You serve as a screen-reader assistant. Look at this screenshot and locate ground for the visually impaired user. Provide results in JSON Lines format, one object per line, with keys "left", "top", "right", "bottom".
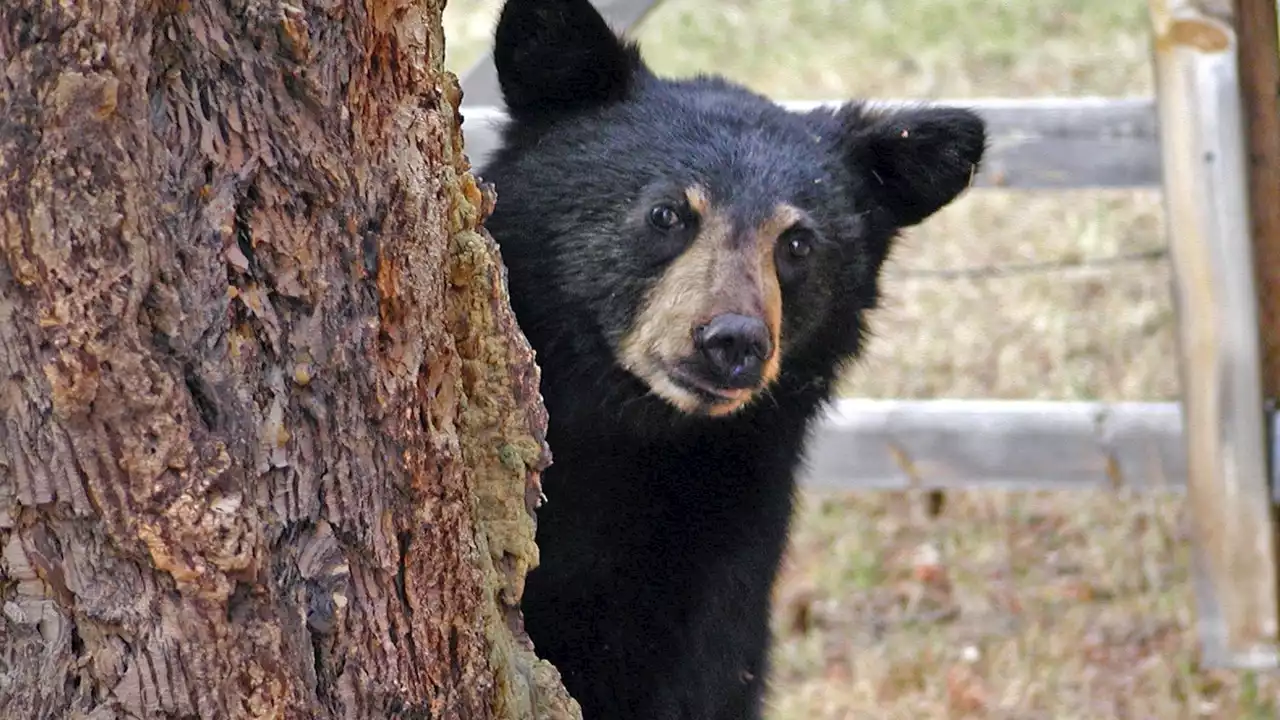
{"left": 443, "top": 1, "right": 1280, "bottom": 716}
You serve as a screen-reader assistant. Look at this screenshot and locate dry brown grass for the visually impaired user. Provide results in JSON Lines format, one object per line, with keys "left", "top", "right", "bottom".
{"left": 442, "top": 1, "right": 1280, "bottom": 716}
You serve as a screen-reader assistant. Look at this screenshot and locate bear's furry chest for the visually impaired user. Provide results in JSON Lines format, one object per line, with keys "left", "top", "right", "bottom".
{"left": 519, "top": 430, "right": 798, "bottom": 718}
{"left": 533, "top": 428, "right": 799, "bottom": 574}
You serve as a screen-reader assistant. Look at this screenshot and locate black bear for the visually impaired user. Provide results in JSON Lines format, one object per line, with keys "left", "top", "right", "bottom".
{"left": 475, "top": 1, "right": 985, "bottom": 718}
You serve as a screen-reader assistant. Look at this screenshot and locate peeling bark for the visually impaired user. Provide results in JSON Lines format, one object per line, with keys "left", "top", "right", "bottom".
{"left": 0, "top": 0, "right": 577, "bottom": 717}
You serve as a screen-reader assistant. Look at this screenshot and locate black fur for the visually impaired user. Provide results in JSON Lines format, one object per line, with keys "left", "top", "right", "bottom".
{"left": 477, "top": 2, "right": 986, "bottom": 718}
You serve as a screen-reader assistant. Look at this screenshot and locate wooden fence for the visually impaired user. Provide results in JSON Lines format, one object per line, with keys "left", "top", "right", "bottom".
{"left": 456, "top": 0, "right": 1280, "bottom": 670}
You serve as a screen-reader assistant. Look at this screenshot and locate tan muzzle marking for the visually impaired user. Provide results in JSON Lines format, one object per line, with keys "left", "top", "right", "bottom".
{"left": 619, "top": 186, "right": 801, "bottom": 415}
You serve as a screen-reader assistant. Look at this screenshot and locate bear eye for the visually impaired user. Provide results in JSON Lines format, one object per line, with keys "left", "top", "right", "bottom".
{"left": 775, "top": 227, "right": 820, "bottom": 285}
{"left": 780, "top": 227, "right": 816, "bottom": 260}
{"left": 647, "top": 204, "right": 683, "bottom": 232}
{"left": 786, "top": 233, "right": 813, "bottom": 259}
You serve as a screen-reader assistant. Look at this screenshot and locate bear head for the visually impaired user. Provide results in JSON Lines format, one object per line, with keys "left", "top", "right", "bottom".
{"left": 478, "top": 0, "right": 986, "bottom": 424}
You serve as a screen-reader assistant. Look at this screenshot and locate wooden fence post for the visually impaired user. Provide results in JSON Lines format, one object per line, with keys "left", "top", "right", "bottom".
{"left": 1148, "top": 0, "right": 1280, "bottom": 669}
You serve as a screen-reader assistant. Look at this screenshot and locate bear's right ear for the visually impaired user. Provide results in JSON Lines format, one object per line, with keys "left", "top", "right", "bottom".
{"left": 493, "top": 0, "right": 645, "bottom": 122}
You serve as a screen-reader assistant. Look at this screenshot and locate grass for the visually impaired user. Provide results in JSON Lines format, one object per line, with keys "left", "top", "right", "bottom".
{"left": 442, "top": 1, "right": 1280, "bottom": 716}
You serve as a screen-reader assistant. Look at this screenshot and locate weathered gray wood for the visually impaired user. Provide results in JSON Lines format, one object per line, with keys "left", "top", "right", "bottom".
{"left": 1149, "top": 0, "right": 1279, "bottom": 670}
{"left": 460, "top": 98, "right": 1162, "bottom": 190}
{"left": 798, "top": 399, "right": 1187, "bottom": 492}
{"left": 458, "top": 0, "right": 665, "bottom": 107}
{"left": 788, "top": 97, "right": 1162, "bottom": 190}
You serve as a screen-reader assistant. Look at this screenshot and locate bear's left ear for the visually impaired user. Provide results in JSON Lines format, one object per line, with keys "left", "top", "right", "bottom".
{"left": 833, "top": 104, "right": 987, "bottom": 227}
{"left": 493, "top": 0, "right": 646, "bottom": 123}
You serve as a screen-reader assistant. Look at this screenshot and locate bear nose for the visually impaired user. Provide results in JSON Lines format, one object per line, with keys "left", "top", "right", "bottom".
{"left": 693, "top": 314, "right": 772, "bottom": 388}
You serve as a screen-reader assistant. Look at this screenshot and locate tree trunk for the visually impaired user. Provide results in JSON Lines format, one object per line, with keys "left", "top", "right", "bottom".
{"left": 0, "top": 1, "right": 578, "bottom": 718}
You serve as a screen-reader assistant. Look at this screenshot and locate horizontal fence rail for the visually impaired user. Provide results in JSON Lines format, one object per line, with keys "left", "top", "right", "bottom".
{"left": 798, "top": 399, "right": 1188, "bottom": 492}
{"left": 459, "top": 97, "right": 1163, "bottom": 190}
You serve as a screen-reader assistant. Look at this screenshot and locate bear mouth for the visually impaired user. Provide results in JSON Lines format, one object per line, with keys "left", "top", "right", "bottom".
{"left": 623, "top": 354, "right": 759, "bottom": 417}
{"left": 664, "top": 366, "right": 752, "bottom": 405}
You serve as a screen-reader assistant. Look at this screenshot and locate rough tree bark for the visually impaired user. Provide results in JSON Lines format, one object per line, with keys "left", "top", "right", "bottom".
{"left": 0, "top": 0, "right": 579, "bottom": 718}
